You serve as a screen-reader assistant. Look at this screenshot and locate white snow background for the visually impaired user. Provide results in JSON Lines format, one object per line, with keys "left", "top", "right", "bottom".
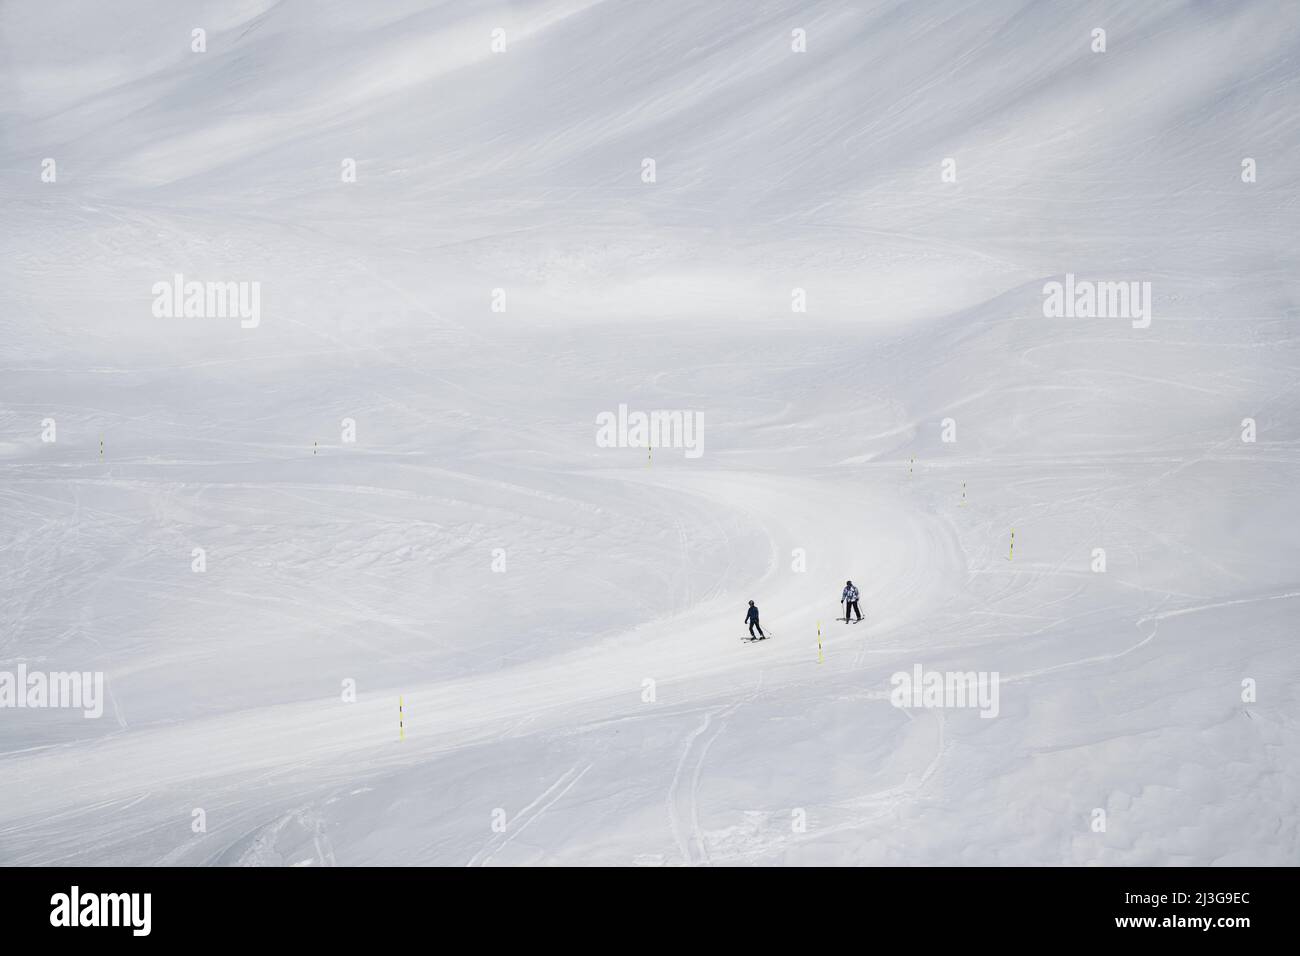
{"left": 1, "top": 0, "right": 1298, "bottom": 865}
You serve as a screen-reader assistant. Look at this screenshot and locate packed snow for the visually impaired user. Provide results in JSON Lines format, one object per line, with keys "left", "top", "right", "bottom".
{"left": 1, "top": 0, "right": 1298, "bottom": 865}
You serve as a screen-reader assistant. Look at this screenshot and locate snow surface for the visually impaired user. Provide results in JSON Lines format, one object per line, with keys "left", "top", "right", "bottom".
{"left": 1, "top": 0, "right": 1298, "bottom": 865}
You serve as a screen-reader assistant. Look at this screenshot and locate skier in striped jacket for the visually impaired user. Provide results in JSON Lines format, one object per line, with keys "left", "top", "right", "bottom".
{"left": 841, "top": 580, "right": 862, "bottom": 623}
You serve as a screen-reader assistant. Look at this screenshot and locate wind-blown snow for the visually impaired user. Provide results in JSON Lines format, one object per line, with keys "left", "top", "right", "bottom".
{"left": 1, "top": 0, "right": 1297, "bottom": 865}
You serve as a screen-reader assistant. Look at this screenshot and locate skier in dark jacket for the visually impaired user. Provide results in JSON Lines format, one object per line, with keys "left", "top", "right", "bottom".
{"left": 744, "top": 600, "right": 766, "bottom": 640}
{"left": 841, "top": 580, "right": 862, "bottom": 622}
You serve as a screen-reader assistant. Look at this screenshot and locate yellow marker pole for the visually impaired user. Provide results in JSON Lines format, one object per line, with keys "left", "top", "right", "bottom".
{"left": 399, "top": 695, "right": 405, "bottom": 742}
{"left": 961, "top": 482, "right": 966, "bottom": 507}
{"left": 817, "top": 620, "right": 823, "bottom": 665}
{"left": 1008, "top": 528, "right": 1015, "bottom": 561}
{"left": 909, "top": 457, "right": 914, "bottom": 477}
{"left": 648, "top": 443, "right": 651, "bottom": 467}
{"left": 99, "top": 437, "right": 104, "bottom": 459}
{"left": 313, "top": 441, "right": 318, "bottom": 456}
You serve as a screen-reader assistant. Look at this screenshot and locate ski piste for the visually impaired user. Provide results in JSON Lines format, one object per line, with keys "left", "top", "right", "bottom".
{"left": 4, "top": 0, "right": 1294, "bottom": 876}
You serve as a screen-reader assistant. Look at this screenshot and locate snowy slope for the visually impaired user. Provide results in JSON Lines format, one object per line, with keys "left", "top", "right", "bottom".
{"left": 1, "top": 0, "right": 1298, "bottom": 865}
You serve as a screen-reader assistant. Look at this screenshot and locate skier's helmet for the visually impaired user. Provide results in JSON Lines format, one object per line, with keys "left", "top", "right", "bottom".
{"left": 748, "top": 600, "right": 755, "bottom": 606}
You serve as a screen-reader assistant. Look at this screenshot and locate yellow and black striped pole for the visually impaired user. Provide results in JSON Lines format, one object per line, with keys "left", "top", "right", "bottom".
{"left": 399, "top": 695, "right": 405, "bottom": 742}
{"left": 1008, "top": 528, "right": 1015, "bottom": 561}
{"left": 817, "top": 620, "right": 823, "bottom": 665}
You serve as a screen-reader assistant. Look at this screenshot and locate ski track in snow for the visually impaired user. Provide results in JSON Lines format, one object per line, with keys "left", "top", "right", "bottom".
{"left": 468, "top": 763, "right": 593, "bottom": 867}
{"left": 667, "top": 672, "right": 765, "bottom": 866}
